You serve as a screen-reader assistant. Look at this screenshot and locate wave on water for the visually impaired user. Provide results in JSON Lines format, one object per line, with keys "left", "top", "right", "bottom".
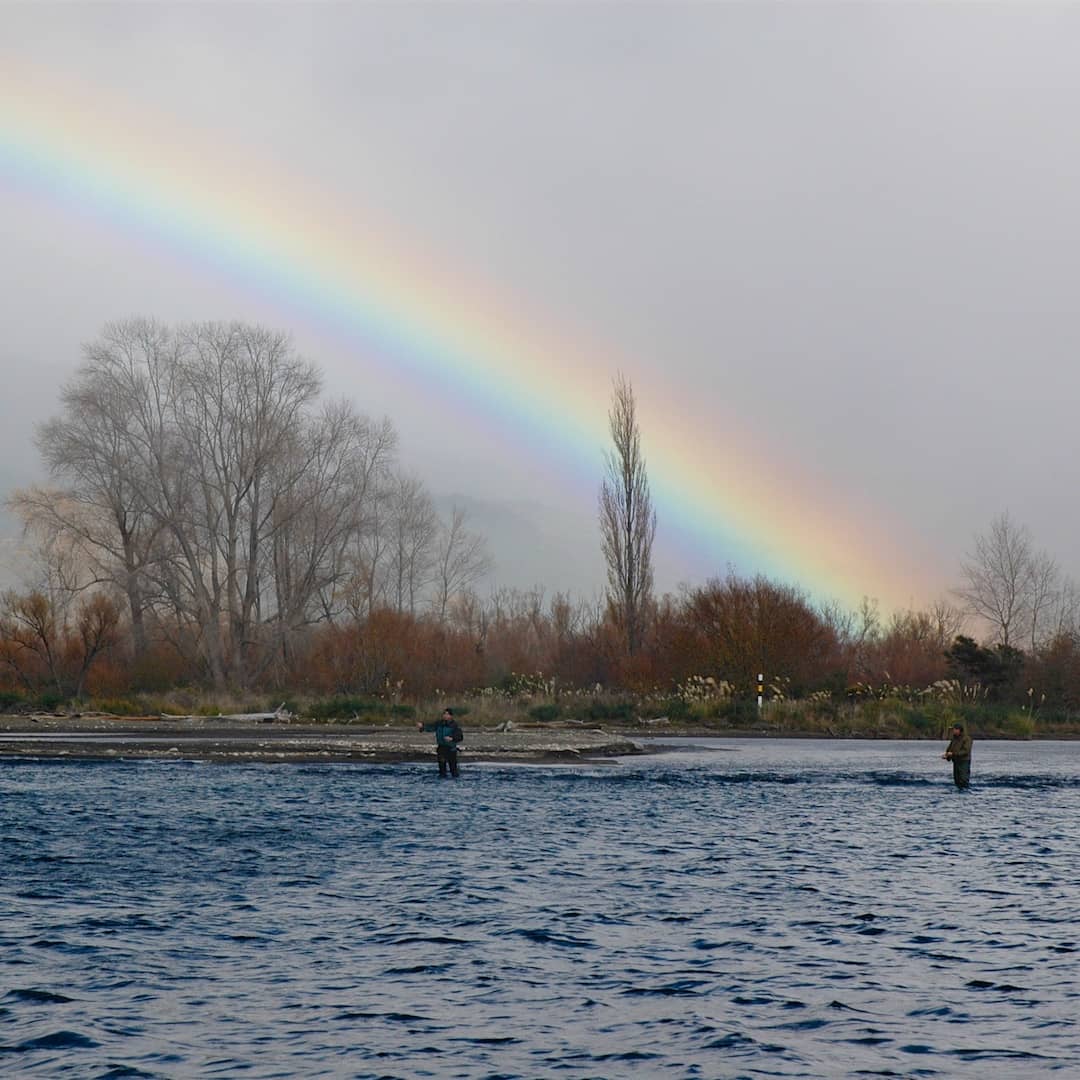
{"left": 3, "top": 988, "right": 74, "bottom": 1004}
{"left": 1, "top": 1029, "right": 100, "bottom": 1053}
{"left": 1, "top": 742, "right": 1079, "bottom": 1077}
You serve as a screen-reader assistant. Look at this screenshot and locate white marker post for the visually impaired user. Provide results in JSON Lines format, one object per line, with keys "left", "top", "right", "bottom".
{"left": 757, "top": 673, "right": 763, "bottom": 711}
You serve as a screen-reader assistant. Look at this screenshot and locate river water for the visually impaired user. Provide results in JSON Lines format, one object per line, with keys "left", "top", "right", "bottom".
{"left": 1, "top": 738, "right": 1077, "bottom": 1078}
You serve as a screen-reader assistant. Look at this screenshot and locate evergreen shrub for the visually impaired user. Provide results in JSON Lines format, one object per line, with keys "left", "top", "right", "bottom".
{"left": 574, "top": 699, "right": 635, "bottom": 722}
{"left": 528, "top": 703, "right": 561, "bottom": 722}
{"left": 307, "top": 697, "right": 387, "bottom": 721}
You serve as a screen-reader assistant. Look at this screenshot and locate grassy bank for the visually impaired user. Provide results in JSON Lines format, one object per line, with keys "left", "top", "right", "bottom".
{"left": 697, "top": 699, "right": 1080, "bottom": 740}
{"left": 4, "top": 685, "right": 1078, "bottom": 740}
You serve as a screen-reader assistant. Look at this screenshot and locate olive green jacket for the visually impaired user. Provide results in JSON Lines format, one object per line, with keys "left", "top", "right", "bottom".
{"left": 946, "top": 731, "right": 973, "bottom": 760}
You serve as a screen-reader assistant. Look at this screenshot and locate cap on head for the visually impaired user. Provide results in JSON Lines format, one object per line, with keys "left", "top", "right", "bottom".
{"left": 443, "top": 707, "right": 454, "bottom": 716}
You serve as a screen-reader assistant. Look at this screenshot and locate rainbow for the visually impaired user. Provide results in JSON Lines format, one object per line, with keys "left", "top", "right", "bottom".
{"left": 0, "top": 61, "right": 933, "bottom": 611}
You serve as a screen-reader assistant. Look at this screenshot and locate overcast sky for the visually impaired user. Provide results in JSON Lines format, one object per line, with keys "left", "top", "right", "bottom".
{"left": 3, "top": 2, "right": 1080, "bottom": 612}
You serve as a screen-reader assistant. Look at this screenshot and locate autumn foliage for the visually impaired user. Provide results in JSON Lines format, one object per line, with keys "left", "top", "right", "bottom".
{"left": 0, "top": 565, "right": 1045, "bottom": 712}
{"left": 9, "top": 322, "right": 1080, "bottom": 721}
{"left": 3, "top": 559, "right": 1080, "bottom": 726}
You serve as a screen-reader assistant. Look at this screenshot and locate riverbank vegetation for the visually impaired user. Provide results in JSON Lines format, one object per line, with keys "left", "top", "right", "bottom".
{"left": 2, "top": 574, "right": 1080, "bottom": 739}
{"left": 5, "top": 319, "right": 1080, "bottom": 739}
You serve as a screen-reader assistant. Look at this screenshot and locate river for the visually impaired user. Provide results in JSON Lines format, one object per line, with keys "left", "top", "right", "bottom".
{"left": 2, "top": 738, "right": 1077, "bottom": 1077}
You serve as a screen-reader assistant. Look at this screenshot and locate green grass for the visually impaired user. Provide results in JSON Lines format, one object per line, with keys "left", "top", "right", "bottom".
{"left": 6, "top": 684, "right": 1079, "bottom": 739}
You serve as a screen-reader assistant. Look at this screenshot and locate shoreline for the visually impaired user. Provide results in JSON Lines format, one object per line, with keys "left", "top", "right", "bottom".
{"left": 2, "top": 714, "right": 1072, "bottom": 764}
{"left": 0, "top": 715, "right": 646, "bottom": 765}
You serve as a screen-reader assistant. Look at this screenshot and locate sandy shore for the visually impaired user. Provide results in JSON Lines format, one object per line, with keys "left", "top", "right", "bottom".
{"left": 0, "top": 714, "right": 646, "bottom": 765}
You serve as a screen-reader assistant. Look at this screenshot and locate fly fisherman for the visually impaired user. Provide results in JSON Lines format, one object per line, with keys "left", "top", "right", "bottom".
{"left": 418, "top": 707, "right": 464, "bottom": 778}
{"left": 942, "top": 722, "right": 973, "bottom": 790}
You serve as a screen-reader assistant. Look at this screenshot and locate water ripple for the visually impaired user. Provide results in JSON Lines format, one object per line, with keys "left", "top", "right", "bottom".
{"left": 1, "top": 738, "right": 1079, "bottom": 1076}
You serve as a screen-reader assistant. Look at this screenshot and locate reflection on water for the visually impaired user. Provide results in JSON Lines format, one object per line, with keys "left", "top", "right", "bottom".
{"left": 1, "top": 739, "right": 1078, "bottom": 1077}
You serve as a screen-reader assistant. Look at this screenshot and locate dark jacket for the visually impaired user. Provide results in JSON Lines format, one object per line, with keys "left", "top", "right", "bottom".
{"left": 945, "top": 729, "right": 973, "bottom": 760}
{"left": 422, "top": 719, "right": 463, "bottom": 749}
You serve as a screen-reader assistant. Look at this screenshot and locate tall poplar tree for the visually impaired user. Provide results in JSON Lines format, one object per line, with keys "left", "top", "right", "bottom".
{"left": 598, "top": 373, "right": 656, "bottom": 656}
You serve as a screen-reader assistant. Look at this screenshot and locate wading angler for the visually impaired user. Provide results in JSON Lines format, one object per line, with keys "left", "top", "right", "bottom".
{"left": 418, "top": 708, "right": 464, "bottom": 778}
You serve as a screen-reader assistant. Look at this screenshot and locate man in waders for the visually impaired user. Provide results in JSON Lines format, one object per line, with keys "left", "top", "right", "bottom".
{"left": 418, "top": 708, "right": 463, "bottom": 778}
{"left": 942, "top": 722, "right": 973, "bottom": 790}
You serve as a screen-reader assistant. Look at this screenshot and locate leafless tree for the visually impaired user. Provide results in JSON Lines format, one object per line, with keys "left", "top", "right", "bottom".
{"left": 339, "top": 472, "right": 392, "bottom": 622}
{"left": 432, "top": 505, "right": 492, "bottom": 622}
{"left": 843, "top": 596, "right": 881, "bottom": 680}
{"left": 28, "top": 318, "right": 398, "bottom": 688}
{"left": 0, "top": 588, "right": 119, "bottom": 698}
{"left": 266, "top": 403, "right": 397, "bottom": 670}
{"left": 598, "top": 372, "right": 656, "bottom": 655}
{"left": 1027, "top": 550, "right": 1061, "bottom": 652}
{"left": 927, "top": 598, "right": 968, "bottom": 648}
{"left": 1044, "top": 576, "right": 1080, "bottom": 644}
{"left": 28, "top": 319, "right": 177, "bottom": 658}
{"left": 550, "top": 591, "right": 589, "bottom": 642}
{"left": 6, "top": 491, "right": 98, "bottom": 614}
{"left": 158, "top": 322, "right": 322, "bottom": 684}
{"left": 386, "top": 472, "right": 438, "bottom": 615}
{"left": 0, "top": 590, "right": 63, "bottom": 694}
{"left": 451, "top": 588, "right": 488, "bottom": 654}
{"left": 955, "top": 511, "right": 1038, "bottom": 648}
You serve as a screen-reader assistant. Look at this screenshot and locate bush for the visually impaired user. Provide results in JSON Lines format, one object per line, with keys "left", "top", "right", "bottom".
{"left": 34, "top": 691, "right": 67, "bottom": 712}
{"left": 307, "top": 697, "right": 386, "bottom": 721}
{"left": 572, "top": 699, "right": 636, "bottom": 723}
{"left": 528, "top": 703, "right": 562, "bottom": 723}
{"left": 656, "top": 696, "right": 691, "bottom": 720}
{"left": 0, "top": 690, "right": 26, "bottom": 712}
{"left": 1002, "top": 711, "right": 1035, "bottom": 739}
{"left": 716, "top": 699, "right": 763, "bottom": 727}
{"left": 905, "top": 709, "right": 935, "bottom": 734}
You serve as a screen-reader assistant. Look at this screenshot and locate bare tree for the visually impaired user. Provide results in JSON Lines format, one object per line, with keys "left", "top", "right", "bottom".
{"left": 928, "top": 598, "right": 968, "bottom": 648}
{"left": 0, "top": 588, "right": 119, "bottom": 698}
{"left": 163, "top": 322, "right": 322, "bottom": 684}
{"left": 29, "top": 318, "right": 397, "bottom": 688}
{"left": 1027, "top": 550, "right": 1061, "bottom": 652}
{"left": 955, "top": 511, "right": 1037, "bottom": 648}
{"left": 267, "top": 404, "right": 397, "bottom": 669}
{"left": 387, "top": 472, "right": 438, "bottom": 615}
{"left": 0, "top": 590, "right": 63, "bottom": 695}
{"left": 27, "top": 318, "right": 176, "bottom": 658}
{"left": 339, "top": 471, "right": 392, "bottom": 622}
{"left": 846, "top": 596, "right": 881, "bottom": 680}
{"left": 431, "top": 505, "right": 492, "bottom": 622}
{"left": 1042, "top": 575, "right": 1080, "bottom": 644}
{"left": 598, "top": 372, "right": 656, "bottom": 655}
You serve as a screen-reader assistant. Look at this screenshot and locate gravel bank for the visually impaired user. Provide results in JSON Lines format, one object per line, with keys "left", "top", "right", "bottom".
{"left": 0, "top": 715, "right": 645, "bottom": 764}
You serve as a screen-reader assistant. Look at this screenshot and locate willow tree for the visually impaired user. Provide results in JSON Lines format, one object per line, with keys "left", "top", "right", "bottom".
{"left": 598, "top": 373, "right": 656, "bottom": 656}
